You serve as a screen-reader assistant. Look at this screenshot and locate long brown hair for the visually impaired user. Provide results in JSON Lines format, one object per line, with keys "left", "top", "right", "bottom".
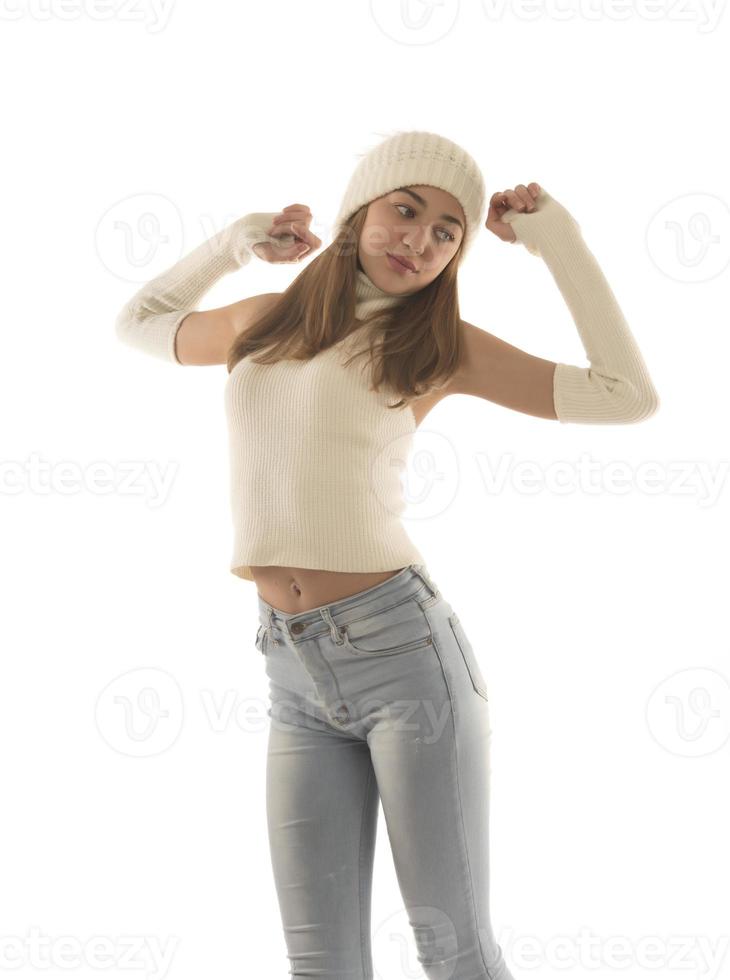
{"left": 226, "top": 203, "right": 465, "bottom": 410}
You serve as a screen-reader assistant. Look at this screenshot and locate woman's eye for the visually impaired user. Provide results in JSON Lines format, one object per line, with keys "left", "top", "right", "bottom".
{"left": 394, "top": 204, "right": 415, "bottom": 218}
{"left": 393, "top": 204, "right": 455, "bottom": 243}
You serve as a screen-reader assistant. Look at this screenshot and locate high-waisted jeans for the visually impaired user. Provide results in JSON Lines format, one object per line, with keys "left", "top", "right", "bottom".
{"left": 254, "top": 562, "right": 515, "bottom": 980}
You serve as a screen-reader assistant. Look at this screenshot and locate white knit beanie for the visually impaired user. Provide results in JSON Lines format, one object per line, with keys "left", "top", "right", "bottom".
{"left": 333, "top": 129, "right": 487, "bottom": 258}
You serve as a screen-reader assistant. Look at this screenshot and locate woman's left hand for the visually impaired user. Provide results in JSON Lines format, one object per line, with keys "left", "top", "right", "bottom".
{"left": 485, "top": 183, "right": 541, "bottom": 244}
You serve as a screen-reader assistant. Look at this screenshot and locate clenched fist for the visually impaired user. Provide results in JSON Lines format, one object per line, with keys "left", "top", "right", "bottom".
{"left": 252, "top": 204, "right": 323, "bottom": 263}
{"left": 485, "top": 183, "right": 542, "bottom": 244}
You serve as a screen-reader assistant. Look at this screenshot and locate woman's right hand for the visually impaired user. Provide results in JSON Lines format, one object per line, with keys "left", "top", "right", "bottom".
{"left": 252, "top": 204, "right": 322, "bottom": 263}
{"left": 485, "top": 184, "right": 541, "bottom": 244}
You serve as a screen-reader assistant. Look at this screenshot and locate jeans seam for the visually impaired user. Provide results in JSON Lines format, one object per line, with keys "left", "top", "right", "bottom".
{"left": 358, "top": 762, "right": 375, "bottom": 980}
{"left": 432, "top": 630, "right": 498, "bottom": 980}
{"left": 344, "top": 591, "right": 421, "bottom": 627}
{"left": 449, "top": 616, "right": 489, "bottom": 702}
{"left": 451, "top": 722, "right": 498, "bottom": 978}
{"left": 339, "top": 595, "right": 434, "bottom": 656}
{"left": 341, "top": 629, "right": 433, "bottom": 657}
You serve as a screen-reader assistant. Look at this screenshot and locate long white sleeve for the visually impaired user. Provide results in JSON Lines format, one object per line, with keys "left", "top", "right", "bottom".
{"left": 114, "top": 211, "right": 292, "bottom": 364}
{"left": 500, "top": 190, "right": 660, "bottom": 424}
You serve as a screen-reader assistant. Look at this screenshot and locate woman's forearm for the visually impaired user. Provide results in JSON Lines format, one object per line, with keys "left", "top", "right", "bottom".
{"left": 501, "top": 191, "right": 660, "bottom": 424}
{"left": 114, "top": 211, "right": 287, "bottom": 364}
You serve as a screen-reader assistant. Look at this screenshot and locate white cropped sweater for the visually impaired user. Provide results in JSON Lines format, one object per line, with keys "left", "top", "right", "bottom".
{"left": 224, "top": 269, "right": 423, "bottom": 579}
{"left": 115, "top": 192, "right": 659, "bottom": 582}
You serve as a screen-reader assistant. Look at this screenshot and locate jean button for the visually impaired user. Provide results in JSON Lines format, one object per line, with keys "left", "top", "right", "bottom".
{"left": 333, "top": 704, "right": 349, "bottom": 723}
{"left": 291, "top": 622, "right": 305, "bottom": 635}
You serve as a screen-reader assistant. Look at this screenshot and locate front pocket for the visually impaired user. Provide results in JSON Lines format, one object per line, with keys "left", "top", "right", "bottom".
{"left": 449, "top": 614, "right": 488, "bottom": 701}
{"left": 340, "top": 598, "right": 433, "bottom": 656}
{"left": 254, "top": 624, "right": 267, "bottom": 655}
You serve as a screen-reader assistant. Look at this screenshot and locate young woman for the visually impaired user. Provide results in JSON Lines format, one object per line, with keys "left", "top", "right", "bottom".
{"left": 115, "top": 130, "right": 659, "bottom": 980}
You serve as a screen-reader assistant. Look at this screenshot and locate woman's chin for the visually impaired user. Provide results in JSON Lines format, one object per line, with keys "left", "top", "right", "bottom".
{"left": 361, "top": 261, "right": 414, "bottom": 296}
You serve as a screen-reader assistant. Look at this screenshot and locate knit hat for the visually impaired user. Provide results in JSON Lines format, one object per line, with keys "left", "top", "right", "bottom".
{"left": 333, "top": 129, "right": 487, "bottom": 258}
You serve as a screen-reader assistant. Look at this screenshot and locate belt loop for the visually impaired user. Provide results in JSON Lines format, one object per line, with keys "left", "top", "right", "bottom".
{"left": 319, "top": 606, "right": 344, "bottom": 645}
{"left": 266, "top": 606, "right": 281, "bottom": 646}
{"left": 412, "top": 562, "right": 441, "bottom": 599}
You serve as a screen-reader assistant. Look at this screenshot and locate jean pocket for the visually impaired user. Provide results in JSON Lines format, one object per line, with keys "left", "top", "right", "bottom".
{"left": 340, "top": 598, "right": 433, "bottom": 656}
{"left": 449, "top": 614, "right": 488, "bottom": 701}
{"left": 254, "top": 624, "right": 268, "bottom": 655}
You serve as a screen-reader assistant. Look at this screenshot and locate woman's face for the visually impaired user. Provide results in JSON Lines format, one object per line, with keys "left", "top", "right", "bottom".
{"left": 357, "top": 184, "right": 466, "bottom": 295}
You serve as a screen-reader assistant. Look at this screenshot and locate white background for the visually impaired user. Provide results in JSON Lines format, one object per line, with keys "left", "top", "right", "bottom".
{"left": 1, "top": 1, "right": 728, "bottom": 978}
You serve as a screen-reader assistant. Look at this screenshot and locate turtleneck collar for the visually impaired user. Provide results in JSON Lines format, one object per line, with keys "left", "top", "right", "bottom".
{"left": 354, "top": 267, "right": 404, "bottom": 322}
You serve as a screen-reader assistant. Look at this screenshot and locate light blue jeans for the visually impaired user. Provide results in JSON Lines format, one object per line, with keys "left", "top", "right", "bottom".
{"left": 255, "top": 562, "right": 514, "bottom": 980}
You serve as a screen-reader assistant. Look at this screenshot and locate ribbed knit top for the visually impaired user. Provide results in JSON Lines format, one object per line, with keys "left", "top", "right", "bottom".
{"left": 223, "top": 269, "right": 425, "bottom": 581}
{"left": 115, "top": 196, "right": 659, "bottom": 584}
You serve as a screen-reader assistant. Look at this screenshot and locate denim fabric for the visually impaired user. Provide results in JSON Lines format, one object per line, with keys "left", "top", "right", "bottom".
{"left": 255, "top": 563, "right": 514, "bottom": 980}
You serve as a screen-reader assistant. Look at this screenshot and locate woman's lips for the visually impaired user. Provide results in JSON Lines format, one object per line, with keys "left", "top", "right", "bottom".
{"left": 386, "top": 252, "right": 414, "bottom": 274}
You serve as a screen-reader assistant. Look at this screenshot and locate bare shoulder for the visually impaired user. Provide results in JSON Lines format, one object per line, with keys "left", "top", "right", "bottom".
{"left": 422, "top": 317, "right": 476, "bottom": 403}
{"left": 406, "top": 321, "right": 471, "bottom": 426}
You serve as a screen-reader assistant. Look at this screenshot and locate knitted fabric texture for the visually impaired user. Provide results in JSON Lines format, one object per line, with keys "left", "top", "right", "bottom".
{"left": 115, "top": 187, "right": 660, "bottom": 583}
{"left": 501, "top": 189, "right": 660, "bottom": 423}
{"left": 333, "top": 130, "right": 486, "bottom": 258}
{"left": 115, "top": 212, "right": 293, "bottom": 363}
{"left": 224, "top": 268, "right": 425, "bottom": 581}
